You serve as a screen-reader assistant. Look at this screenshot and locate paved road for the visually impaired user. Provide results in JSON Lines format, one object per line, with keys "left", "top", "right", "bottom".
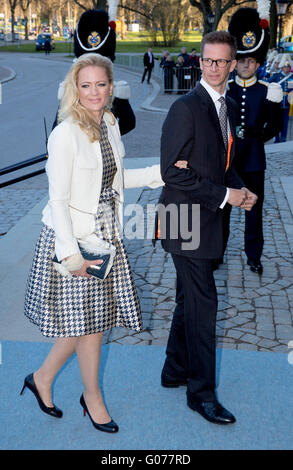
{"left": 0, "top": 53, "right": 158, "bottom": 169}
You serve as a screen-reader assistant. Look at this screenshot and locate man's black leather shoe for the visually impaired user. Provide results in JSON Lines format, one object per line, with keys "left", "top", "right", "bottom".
{"left": 247, "top": 259, "right": 263, "bottom": 274}
{"left": 187, "top": 398, "right": 236, "bottom": 425}
{"left": 161, "top": 374, "right": 188, "bottom": 388}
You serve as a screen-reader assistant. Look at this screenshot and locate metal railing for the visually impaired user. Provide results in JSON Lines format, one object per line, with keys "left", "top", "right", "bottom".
{"left": 0, "top": 153, "right": 47, "bottom": 188}
{"left": 162, "top": 66, "right": 201, "bottom": 93}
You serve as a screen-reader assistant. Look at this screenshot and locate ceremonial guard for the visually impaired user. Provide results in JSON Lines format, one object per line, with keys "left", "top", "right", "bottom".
{"left": 269, "top": 54, "right": 293, "bottom": 142}
{"left": 53, "top": 4, "right": 135, "bottom": 136}
{"left": 220, "top": 6, "right": 283, "bottom": 274}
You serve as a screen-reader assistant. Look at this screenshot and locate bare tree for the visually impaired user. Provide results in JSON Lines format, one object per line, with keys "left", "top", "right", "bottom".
{"left": 189, "top": 0, "right": 255, "bottom": 35}
{"left": 8, "top": 0, "right": 18, "bottom": 40}
{"left": 119, "top": 0, "right": 190, "bottom": 47}
{"left": 19, "top": 0, "right": 32, "bottom": 39}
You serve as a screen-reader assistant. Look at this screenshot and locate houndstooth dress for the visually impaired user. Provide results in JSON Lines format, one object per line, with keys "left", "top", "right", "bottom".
{"left": 24, "top": 121, "right": 142, "bottom": 337}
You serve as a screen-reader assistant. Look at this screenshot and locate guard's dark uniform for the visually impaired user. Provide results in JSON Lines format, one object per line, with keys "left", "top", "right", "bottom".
{"left": 224, "top": 75, "right": 282, "bottom": 263}
{"left": 222, "top": 6, "right": 283, "bottom": 273}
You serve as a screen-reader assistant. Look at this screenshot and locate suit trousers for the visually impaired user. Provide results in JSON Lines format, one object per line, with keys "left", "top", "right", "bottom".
{"left": 223, "top": 170, "right": 264, "bottom": 262}
{"left": 162, "top": 254, "right": 218, "bottom": 402}
{"left": 141, "top": 66, "right": 152, "bottom": 83}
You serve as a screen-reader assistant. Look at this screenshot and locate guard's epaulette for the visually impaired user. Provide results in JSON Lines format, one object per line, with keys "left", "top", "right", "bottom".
{"left": 258, "top": 80, "right": 268, "bottom": 86}
{"left": 228, "top": 79, "right": 235, "bottom": 83}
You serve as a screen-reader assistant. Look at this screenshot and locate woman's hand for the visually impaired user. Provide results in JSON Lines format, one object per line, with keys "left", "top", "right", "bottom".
{"left": 174, "top": 160, "right": 189, "bottom": 169}
{"left": 71, "top": 259, "right": 104, "bottom": 278}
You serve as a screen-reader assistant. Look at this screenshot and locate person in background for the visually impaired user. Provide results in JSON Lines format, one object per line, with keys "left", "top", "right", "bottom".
{"left": 189, "top": 48, "right": 200, "bottom": 88}
{"left": 163, "top": 55, "right": 176, "bottom": 93}
{"left": 142, "top": 47, "right": 155, "bottom": 84}
{"left": 219, "top": 8, "right": 283, "bottom": 275}
{"left": 268, "top": 53, "right": 282, "bottom": 76}
{"left": 269, "top": 53, "right": 293, "bottom": 143}
{"left": 178, "top": 46, "right": 190, "bottom": 66}
{"left": 160, "top": 50, "right": 169, "bottom": 68}
{"left": 44, "top": 37, "right": 51, "bottom": 56}
{"left": 176, "top": 55, "right": 187, "bottom": 94}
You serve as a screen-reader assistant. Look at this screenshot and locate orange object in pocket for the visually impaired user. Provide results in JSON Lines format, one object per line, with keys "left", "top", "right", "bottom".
{"left": 225, "top": 134, "right": 233, "bottom": 172}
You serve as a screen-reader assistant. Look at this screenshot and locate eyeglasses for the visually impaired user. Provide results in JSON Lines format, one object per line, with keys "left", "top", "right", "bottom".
{"left": 201, "top": 58, "right": 232, "bottom": 68}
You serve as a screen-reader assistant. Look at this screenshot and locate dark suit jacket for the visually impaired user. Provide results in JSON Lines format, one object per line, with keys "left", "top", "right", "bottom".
{"left": 158, "top": 82, "right": 243, "bottom": 259}
{"left": 144, "top": 52, "right": 154, "bottom": 69}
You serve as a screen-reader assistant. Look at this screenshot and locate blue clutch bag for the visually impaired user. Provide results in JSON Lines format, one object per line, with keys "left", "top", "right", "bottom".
{"left": 52, "top": 236, "right": 116, "bottom": 280}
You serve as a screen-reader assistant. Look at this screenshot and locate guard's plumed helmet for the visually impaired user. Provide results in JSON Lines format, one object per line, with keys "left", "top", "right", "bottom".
{"left": 228, "top": 7, "right": 270, "bottom": 65}
{"left": 74, "top": 9, "right": 116, "bottom": 62}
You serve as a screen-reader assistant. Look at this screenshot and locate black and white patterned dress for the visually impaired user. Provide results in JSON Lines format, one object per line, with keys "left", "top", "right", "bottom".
{"left": 24, "top": 121, "right": 142, "bottom": 337}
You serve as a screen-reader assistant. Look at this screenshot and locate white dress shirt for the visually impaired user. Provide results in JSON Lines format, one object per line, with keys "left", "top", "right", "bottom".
{"left": 200, "top": 78, "right": 230, "bottom": 208}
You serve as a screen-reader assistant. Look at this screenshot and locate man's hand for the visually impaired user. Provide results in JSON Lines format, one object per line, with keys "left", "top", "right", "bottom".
{"left": 228, "top": 188, "right": 248, "bottom": 207}
{"left": 240, "top": 188, "right": 258, "bottom": 211}
{"left": 174, "top": 160, "right": 189, "bottom": 169}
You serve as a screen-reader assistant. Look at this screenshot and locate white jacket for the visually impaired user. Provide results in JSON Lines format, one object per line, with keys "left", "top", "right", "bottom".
{"left": 41, "top": 112, "right": 163, "bottom": 261}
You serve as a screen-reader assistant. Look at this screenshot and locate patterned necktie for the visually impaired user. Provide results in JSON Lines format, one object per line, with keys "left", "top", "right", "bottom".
{"left": 218, "top": 96, "right": 228, "bottom": 150}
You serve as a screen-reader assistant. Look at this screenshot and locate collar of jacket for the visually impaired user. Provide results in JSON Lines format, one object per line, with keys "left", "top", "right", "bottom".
{"left": 235, "top": 75, "right": 257, "bottom": 87}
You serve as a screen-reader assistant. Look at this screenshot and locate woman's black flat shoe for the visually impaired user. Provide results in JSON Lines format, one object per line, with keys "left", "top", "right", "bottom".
{"left": 80, "top": 394, "right": 118, "bottom": 433}
{"left": 20, "top": 373, "right": 63, "bottom": 418}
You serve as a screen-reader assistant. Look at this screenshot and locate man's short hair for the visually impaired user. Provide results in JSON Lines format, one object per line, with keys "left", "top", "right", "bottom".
{"left": 200, "top": 31, "right": 237, "bottom": 59}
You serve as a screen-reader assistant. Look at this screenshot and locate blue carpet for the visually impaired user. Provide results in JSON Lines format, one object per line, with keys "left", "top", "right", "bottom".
{"left": 0, "top": 341, "right": 292, "bottom": 450}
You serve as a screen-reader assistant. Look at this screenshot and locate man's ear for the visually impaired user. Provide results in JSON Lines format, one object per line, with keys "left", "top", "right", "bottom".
{"left": 230, "top": 59, "right": 237, "bottom": 73}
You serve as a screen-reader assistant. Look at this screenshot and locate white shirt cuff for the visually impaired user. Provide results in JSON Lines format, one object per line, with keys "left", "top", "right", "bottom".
{"left": 220, "top": 188, "right": 229, "bottom": 209}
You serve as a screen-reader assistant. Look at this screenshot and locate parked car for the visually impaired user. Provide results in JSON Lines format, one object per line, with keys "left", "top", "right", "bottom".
{"left": 279, "top": 35, "right": 293, "bottom": 53}
{"left": 35, "top": 33, "right": 55, "bottom": 51}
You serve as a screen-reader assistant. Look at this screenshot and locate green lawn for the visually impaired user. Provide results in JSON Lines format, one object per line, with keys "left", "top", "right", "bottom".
{"left": 0, "top": 30, "right": 202, "bottom": 54}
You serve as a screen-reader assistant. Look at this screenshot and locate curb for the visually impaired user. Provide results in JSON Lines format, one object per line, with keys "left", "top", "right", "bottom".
{"left": 0, "top": 66, "right": 16, "bottom": 84}
{"left": 114, "top": 64, "right": 168, "bottom": 113}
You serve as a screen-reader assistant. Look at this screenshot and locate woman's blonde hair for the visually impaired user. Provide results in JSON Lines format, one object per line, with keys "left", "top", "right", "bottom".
{"left": 58, "top": 53, "right": 115, "bottom": 142}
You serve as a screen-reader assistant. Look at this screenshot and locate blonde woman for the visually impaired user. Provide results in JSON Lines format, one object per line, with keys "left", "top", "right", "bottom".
{"left": 21, "top": 53, "right": 164, "bottom": 433}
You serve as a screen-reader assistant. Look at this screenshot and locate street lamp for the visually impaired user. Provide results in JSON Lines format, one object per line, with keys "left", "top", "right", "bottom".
{"left": 276, "top": 0, "right": 289, "bottom": 51}
{"left": 207, "top": 12, "right": 215, "bottom": 32}
{"left": 207, "top": 13, "right": 215, "bottom": 25}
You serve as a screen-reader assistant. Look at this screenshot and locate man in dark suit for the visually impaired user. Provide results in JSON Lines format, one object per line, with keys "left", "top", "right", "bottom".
{"left": 158, "top": 31, "right": 257, "bottom": 425}
{"left": 142, "top": 47, "right": 155, "bottom": 84}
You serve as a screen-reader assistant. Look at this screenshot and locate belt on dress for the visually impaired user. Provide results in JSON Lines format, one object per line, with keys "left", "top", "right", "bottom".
{"left": 99, "top": 188, "right": 119, "bottom": 204}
